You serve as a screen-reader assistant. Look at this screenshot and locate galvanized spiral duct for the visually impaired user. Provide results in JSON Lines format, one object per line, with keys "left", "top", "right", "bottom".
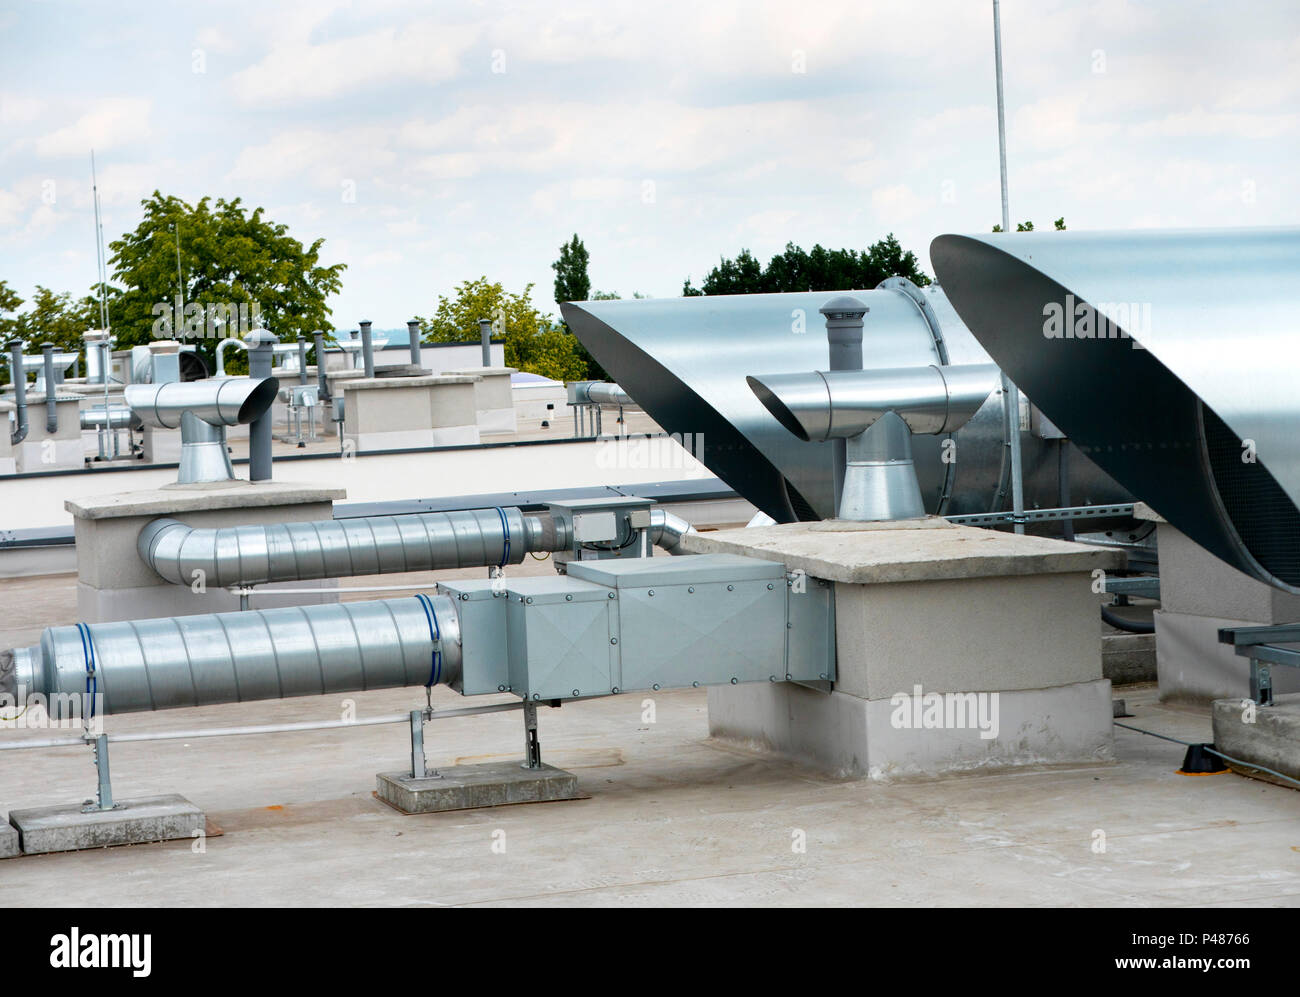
{"left": 138, "top": 507, "right": 560, "bottom": 588}
{"left": 10, "top": 595, "right": 462, "bottom": 718}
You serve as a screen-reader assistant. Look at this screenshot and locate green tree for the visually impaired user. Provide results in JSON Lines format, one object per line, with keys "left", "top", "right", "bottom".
{"left": 418, "top": 277, "right": 588, "bottom": 382}
{"left": 552, "top": 234, "right": 591, "bottom": 305}
{"left": 552, "top": 234, "right": 605, "bottom": 379}
{"left": 14, "top": 286, "right": 100, "bottom": 356}
{"left": 107, "top": 191, "right": 346, "bottom": 372}
{"left": 681, "top": 235, "right": 931, "bottom": 295}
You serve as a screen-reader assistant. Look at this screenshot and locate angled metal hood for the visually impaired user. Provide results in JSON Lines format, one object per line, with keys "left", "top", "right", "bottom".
{"left": 931, "top": 227, "right": 1300, "bottom": 590}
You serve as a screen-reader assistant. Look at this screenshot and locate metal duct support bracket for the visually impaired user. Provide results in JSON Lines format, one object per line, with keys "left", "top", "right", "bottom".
{"left": 125, "top": 376, "right": 279, "bottom": 484}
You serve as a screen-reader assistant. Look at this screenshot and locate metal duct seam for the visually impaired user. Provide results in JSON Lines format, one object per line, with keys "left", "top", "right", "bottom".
{"left": 24, "top": 595, "right": 462, "bottom": 718}
{"left": 138, "top": 507, "right": 552, "bottom": 588}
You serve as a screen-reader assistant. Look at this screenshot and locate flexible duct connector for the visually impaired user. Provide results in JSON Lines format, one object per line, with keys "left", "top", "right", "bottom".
{"left": 649, "top": 508, "right": 695, "bottom": 555}
{"left": 138, "top": 507, "right": 554, "bottom": 587}
{"left": 12, "top": 596, "right": 461, "bottom": 718}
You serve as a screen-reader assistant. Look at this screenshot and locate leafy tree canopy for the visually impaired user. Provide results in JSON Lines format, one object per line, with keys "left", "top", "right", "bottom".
{"left": 681, "top": 234, "right": 930, "bottom": 296}
{"left": 417, "top": 276, "right": 588, "bottom": 382}
{"left": 107, "top": 191, "right": 346, "bottom": 372}
{"left": 0, "top": 282, "right": 103, "bottom": 385}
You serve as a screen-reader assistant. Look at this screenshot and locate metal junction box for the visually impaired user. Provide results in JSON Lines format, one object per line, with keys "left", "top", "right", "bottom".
{"left": 566, "top": 554, "right": 792, "bottom": 692}
{"left": 504, "top": 576, "right": 620, "bottom": 701}
{"left": 546, "top": 496, "right": 655, "bottom": 564}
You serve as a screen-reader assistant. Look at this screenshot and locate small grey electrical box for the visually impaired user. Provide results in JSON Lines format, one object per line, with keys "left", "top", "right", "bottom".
{"left": 572, "top": 511, "right": 617, "bottom": 543}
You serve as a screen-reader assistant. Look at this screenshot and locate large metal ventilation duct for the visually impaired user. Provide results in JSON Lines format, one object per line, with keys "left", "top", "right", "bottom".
{"left": 561, "top": 282, "right": 1127, "bottom": 522}
{"left": 8, "top": 596, "right": 459, "bottom": 717}
{"left": 138, "top": 507, "right": 562, "bottom": 587}
{"left": 930, "top": 227, "right": 1300, "bottom": 591}
{"left": 748, "top": 364, "right": 999, "bottom": 442}
{"left": 125, "top": 376, "right": 279, "bottom": 483}
{"left": 749, "top": 363, "right": 1000, "bottom": 521}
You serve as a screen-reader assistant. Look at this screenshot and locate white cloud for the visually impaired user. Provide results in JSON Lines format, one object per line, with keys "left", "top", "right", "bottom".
{"left": 229, "top": 19, "right": 478, "bottom": 104}
{"left": 31, "top": 98, "right": 152, "bottom": 159}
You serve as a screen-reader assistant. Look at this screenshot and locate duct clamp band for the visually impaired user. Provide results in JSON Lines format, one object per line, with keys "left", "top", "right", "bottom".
{"left": 414, "top": 593, "right": 442, "bottom": 688}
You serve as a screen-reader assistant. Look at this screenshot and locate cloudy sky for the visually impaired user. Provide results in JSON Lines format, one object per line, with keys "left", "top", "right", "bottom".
{"left": 1, "top": 0, "right": 1296, "bottom": 328}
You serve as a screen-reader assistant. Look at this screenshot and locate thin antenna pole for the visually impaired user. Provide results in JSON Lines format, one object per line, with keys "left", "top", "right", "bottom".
{"left": 90, "top": 151, "right": 108, "bottom": 330}
{"left": 993, "top": 0, "right": 1010, "bottom": 233}
{"left": 992, "top": 0, "right": 1025, "bottom": 533}
{"left": 173, "top": 222, "right": 184, "bottom": 323}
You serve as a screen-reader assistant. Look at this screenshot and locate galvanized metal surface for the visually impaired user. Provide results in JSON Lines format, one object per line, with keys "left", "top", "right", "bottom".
{"left": 931, "top": 227, "right": 1300, "bottom": 589}
{"left": 138, "top": 506, "right": 549, "bottom": 588}
{"left": 22, "top": 595, "right": 461, "bottom": 717}
{"left": 561, "top": 287, "right": 1126, "bottom": 522}
{"left": 124, "top": 376, "right": 278, "bottom": 430}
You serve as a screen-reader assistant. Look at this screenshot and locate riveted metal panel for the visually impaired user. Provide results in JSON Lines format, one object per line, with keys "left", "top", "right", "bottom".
{"left": 566, "top": 552, "right": 784, "bottom": 589}
{"left": 438, "top": 579, "right": 510, "bottom": 696}
{"left": 786, "top": 575, "right": 837, "bottom": 683}
{"left": 505, "top": 576, "right": 619, "bottom": 700}
{"left": 612, "top": 575, "right": 786, "bottom": 692}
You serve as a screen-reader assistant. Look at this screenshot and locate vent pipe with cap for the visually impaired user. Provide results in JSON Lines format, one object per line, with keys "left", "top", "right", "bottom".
{"left": 7, "top": 339, "right": 28, "bottom": 446}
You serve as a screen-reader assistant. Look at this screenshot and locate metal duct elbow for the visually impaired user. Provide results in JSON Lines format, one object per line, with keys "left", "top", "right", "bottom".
{"left": 125, "top": 376, "right": 279, "bottom": 429}
{"left": 650, "top": 508, "right": 695, "bottom": 555}
{"left": 138, "top": 507, "right": 553, "bottom": 587}
{"left": 16, "top": 595, "right": 462, "bottom": 717}
{"left": 7, "top": 339, "right": 29, "bottom": 446}
{"left": 747, "top": 363, "right": 998, "bottom": 441}
{"left": 931, "top": 227, "right": 1300, "bottom": 591}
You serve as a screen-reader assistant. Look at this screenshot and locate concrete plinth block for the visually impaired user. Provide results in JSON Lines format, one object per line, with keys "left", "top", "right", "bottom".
{"left": 9, "top": 794, "right": 205, "bottom": 854}
{"left": 0, "top": 820, "right": 18, "bottom": 859}
{"left": 709, "top": 679, "right": 1114, "bottom": 780}
{"left": 376, "top": 761, "right": 581, "bottom": 814}
{"left": 1212, "top": 695, "right": 1300, "bottom": 788}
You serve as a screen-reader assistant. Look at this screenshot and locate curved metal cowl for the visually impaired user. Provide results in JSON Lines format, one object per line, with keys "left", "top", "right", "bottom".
{"left": 746, "top": 363, "right": 999, "bottom": 442}
{"left": 14, "top": 596, "right": 461, "bottom": 718}
{"left": 138, "top": 507, "right": 552, "bottom": 588}
{"left": 125, "top": 376, "right": 279, "bottom": 429}
{"left": 931, "top": 227, "right": 1300, "bottom": 590}
{"left": 560, "top": 288, "right": 1126, "bottom": 522}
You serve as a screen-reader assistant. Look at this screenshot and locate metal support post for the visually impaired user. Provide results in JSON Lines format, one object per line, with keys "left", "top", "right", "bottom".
{"left": 82, "top": 733, "right": 118, "bottom": 812}
{"left": 1250, "top": 659, "right": 1274, "bottom": 707}
{"left": 409, "top": 709, "right": 428, "bottom": 779}
{"left": 522, "top": 699, "right": 541, "bottom": 769}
